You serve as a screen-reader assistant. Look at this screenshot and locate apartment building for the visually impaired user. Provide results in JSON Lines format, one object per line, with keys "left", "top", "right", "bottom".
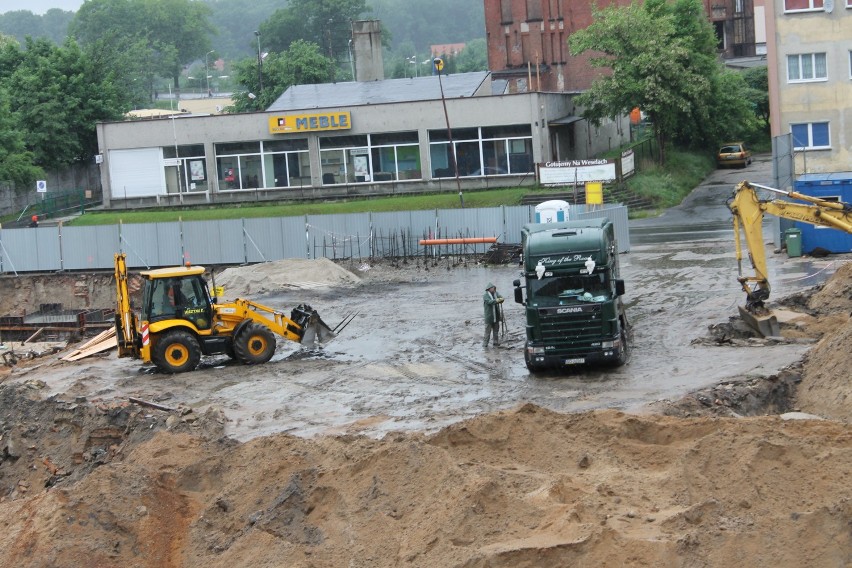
{"left": 765, "top": 0, "right": 852, "bottom": 174}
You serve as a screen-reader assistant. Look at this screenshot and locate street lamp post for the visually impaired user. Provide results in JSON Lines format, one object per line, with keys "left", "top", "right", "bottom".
{"left": 205, "top": 50, "right": 214, "bottom": 96}
{"left": 254, "top": 31, "right": 263, "bottom": 95}
{"left": 434, "top": 57, "right": 463, "bottom": 207}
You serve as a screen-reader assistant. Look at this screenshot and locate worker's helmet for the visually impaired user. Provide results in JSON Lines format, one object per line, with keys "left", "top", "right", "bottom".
{"left": 31, "top": 215, "right": 38, "bottom": 222}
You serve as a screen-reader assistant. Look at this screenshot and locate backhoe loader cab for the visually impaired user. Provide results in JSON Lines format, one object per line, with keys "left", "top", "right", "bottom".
{"left": 114, "top": 254, "right": 338, "bottom": 374}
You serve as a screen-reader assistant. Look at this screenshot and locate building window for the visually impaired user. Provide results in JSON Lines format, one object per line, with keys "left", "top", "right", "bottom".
{"left": 787, "top": 53, "right": 827, "bottom": 82}
{"left": 526, "top": 0, "right": 542, "bottom": 20}
{"left": 319, "top": 132, "right": 420, "bottom": 184}
{"left": 735, "top": 0, "right": 744, "bottom": 12}
{"left": 215, "top": 140, "right": 309, "bottom": 191}
{"left": 262, "top": 139, "right": 311, "bottom": 188}
{"left": 791, "top": 122, "right": 830, "bottom": 150}
{"left": 163, "top": 144, "right": 207, "bottom": 193}
{"left": 428, "top": 125, "right": 534, "bottom": 178}
{"left": 784, "top": 0, "right": 824, "bottom": 11}
{"left": 500, "top": 0, "right": 513, "bottom": 23}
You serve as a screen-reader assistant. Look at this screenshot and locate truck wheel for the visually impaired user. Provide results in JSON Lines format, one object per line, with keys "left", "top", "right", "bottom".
{"left": 152, "top": 330, "right": 201, "bottom": 373}
{"left": 234, "top": 323, "right": 277, "bottom": 365}
{"left": 613, "top": 327, "right": 630, "bottom": 367}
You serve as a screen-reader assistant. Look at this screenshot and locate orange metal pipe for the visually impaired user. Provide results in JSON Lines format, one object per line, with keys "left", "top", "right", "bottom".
{"left": 418, "top": 237, "right": 497, "bottom": 245}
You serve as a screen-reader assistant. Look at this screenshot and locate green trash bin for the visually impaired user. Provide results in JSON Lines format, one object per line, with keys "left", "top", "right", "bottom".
{"left": 785, "top": 228, "right": 802, "bottom": 258}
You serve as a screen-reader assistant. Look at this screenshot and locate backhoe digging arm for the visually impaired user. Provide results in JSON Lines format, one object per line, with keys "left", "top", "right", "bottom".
{"left": 728, "top": 180, "right": 852, "bottom": 312}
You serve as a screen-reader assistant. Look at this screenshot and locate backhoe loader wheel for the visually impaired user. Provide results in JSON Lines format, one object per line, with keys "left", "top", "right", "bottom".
{"left": 234, "top": 323, "right": 277, "bottom": 365}
{"left": 151, "top": 330, "right": 202, "bottom": 374}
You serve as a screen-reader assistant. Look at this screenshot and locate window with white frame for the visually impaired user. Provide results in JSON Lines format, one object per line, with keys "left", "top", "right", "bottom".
{"left": 215, "top": 139, "right": 310, "bottom": 191}
{"left": 787, "top": 53, "right": 827, "bottom": 82}
{"left": 163, "top": 144, "right": 207, "bottom": 193}
{"left": 318, "top": 132, "right": 420, "bottom": 184}
{"left": 428, "top": 125, "right": 534, "bottom": 178}
{"left": 784, "top": 0, "right": 824, "bottom": 11}
{"left": 791, "top": 122, "right": 830, "bottom": 150}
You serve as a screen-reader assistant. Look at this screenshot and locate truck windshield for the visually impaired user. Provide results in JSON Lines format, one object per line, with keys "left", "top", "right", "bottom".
{"left": 528, "top": 274, "right": 610, "bottom": 303}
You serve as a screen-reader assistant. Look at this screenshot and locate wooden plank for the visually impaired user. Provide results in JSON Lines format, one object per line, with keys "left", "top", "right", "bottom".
{"left": 24, "top": 328, "right": 45, "bottom": 343}
{"left": 60, "top": 328, "right": 118, "bottom": 362}
{"left": 61, "top": 336, "right": 118, "bottom": 361}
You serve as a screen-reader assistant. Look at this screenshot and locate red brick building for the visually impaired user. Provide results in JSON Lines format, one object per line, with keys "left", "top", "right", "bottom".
{"left": 485, "top": 0, "right": 758, "bottom": 94}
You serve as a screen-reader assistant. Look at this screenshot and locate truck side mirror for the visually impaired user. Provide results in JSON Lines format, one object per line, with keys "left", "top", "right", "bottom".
{"left": 512, "top": 279, "right": 521, "bottom": 287}
{"left": 514, "top": 286, "right": 524, "bottom": 305}
{"left": 615, "top": 279, "right": 625, "bottom": 297}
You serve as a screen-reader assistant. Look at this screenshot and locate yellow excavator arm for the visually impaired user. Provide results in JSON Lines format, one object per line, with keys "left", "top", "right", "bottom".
{"left": 728, "top": 181, "right": 852, "bottom": 311}
{"left": 114, "top": 253, "right": 140, "bottom": 358}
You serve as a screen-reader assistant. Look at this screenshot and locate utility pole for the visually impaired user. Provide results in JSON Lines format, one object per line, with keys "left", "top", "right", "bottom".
{"left": 254, "top": 31, "right": 263, "bottom": 96}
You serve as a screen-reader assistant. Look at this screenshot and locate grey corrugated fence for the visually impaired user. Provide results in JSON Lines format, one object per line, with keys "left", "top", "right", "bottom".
{"left": 0, "top": 204, "right": 629, "bottom": 274}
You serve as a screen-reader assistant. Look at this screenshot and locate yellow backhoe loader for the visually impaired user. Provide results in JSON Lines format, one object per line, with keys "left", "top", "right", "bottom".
{"left": 114, "top": 253, "right": 348, "bottom": 373}
{"left": 727, "top": 180, "right": 852, "bottom": 336}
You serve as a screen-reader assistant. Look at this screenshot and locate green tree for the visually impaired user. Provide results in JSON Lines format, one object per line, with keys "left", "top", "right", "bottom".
{"left": 742, "top": 66, "right": 770, "bottom": 133}
{"left": 0, "top": 86, "right": 43, "bottom": 188}
{"left": 71, "top": 0, "right": 214, "bottom": 98}
{"left": 228, "top": 40, "right": 334, "bottom": 112}
{"left": 259, "top": 0, "right": 369, "bottom": 78}
{"left": 454, "top": 38, "right": 487, "bottom": 73}
{"left": 569, "top": 0, "right": 738, "bottom": 162}
{"left": 3, "top": 38, "right": 125, "bottom": 167}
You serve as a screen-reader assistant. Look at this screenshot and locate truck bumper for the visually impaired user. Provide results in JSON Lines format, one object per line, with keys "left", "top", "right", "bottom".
{"left": 525, "top": 339, "right": 625, "bottom": 369}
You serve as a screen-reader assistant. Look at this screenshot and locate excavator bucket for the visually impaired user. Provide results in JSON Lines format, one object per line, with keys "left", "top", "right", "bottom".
{"left": 738, "top": 305, "right": 781, "bottom": 338}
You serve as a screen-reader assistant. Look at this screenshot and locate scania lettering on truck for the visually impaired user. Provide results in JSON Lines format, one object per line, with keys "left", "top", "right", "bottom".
{"left": 513, "top": 219, "right": 630, "bottom": 371}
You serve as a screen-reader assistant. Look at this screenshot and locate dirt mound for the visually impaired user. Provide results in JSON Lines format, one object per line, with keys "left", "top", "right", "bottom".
{"left": 0, "top": 253, "right": 851, "bottom": 567}
{"left": 795, "top": 316, "right": 852, "bottom": 422}
{"left": 214, "top": 258, "right": 361, "bottom": 299}
{"left": 1, "top": 404, "right": 850, "bottom": 567}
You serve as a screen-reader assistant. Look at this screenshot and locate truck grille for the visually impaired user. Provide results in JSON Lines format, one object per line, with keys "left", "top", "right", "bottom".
{"left": 536, "top": 304, "right": 605, "bottom": 356}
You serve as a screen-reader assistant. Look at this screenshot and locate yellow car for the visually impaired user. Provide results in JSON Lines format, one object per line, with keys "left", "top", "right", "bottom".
{"left": 717, "top": 142, "right": 752, "bottom": 168}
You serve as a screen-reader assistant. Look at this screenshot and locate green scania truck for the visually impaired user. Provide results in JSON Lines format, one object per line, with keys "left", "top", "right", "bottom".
{"left": 512, "top": 218, "right": 630, "bottom": 371}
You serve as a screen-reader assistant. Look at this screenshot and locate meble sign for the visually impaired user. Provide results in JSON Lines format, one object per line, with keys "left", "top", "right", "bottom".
{"left": 268, "top": 112, "right": 352, "bottom": 134}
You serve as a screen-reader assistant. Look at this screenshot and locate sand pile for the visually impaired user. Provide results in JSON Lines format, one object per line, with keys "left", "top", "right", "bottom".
{"left": 807, "top": 260, "right": 852, "bottom": 314}
{"left": 214, "top": 258, "right": 361, "bottom": 299}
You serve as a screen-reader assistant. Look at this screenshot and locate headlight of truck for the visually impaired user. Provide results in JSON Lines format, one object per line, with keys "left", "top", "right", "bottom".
{"left": 527, "top": 346, "right": 546, "bottom": 354}
{"left": 601, "top": 338, "right": 621, "bottom": 349}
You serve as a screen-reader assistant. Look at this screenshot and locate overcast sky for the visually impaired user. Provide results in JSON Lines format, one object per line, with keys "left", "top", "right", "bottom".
{"left": 1, "top": 0, "right": 83, "bottom": 14}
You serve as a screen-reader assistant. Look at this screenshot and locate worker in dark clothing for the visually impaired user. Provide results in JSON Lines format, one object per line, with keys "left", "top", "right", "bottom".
{"left": 482, "top": 282, "right": 504, "bottom": 347}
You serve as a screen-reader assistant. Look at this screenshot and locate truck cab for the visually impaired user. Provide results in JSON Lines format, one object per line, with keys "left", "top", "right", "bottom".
{"left": 513, "top": 219, "right": 629, "bottom": 371}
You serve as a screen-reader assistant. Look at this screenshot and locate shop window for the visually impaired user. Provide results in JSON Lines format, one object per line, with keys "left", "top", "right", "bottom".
{"left": 163, "top": 144, "right": 207, "bottom": 193}
{"left": 262, "top": 139, "right": 309, "bottom": 188}
{"left": 428, "top": 126, "right": 534, "bottom": 178}
{"left": 791, "top": 122, "right": 830, "bottom": 150}
{"left": 319, "top": 132, "right": 419, "bottom": 183}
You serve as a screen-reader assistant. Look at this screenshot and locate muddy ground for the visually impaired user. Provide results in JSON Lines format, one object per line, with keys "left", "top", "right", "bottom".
{"left": 0, "top": 241, "right": 850, "bottom": 567}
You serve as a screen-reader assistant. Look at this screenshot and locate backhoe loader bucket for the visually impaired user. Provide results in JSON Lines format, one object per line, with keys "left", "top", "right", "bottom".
{"left": 290, "top": 304, "right": 338, "bottom": 347}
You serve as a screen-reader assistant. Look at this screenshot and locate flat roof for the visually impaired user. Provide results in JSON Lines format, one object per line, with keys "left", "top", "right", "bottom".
{"left": 267, "top": 72, "right": 491, "bottom": 111}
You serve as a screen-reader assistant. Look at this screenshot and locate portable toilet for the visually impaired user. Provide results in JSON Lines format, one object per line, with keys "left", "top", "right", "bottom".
{"left": 535, "top": 200, "right": 570, "bottom": 223}
{"left": 793, "top": 173, "right": 852, "bottom": 254}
